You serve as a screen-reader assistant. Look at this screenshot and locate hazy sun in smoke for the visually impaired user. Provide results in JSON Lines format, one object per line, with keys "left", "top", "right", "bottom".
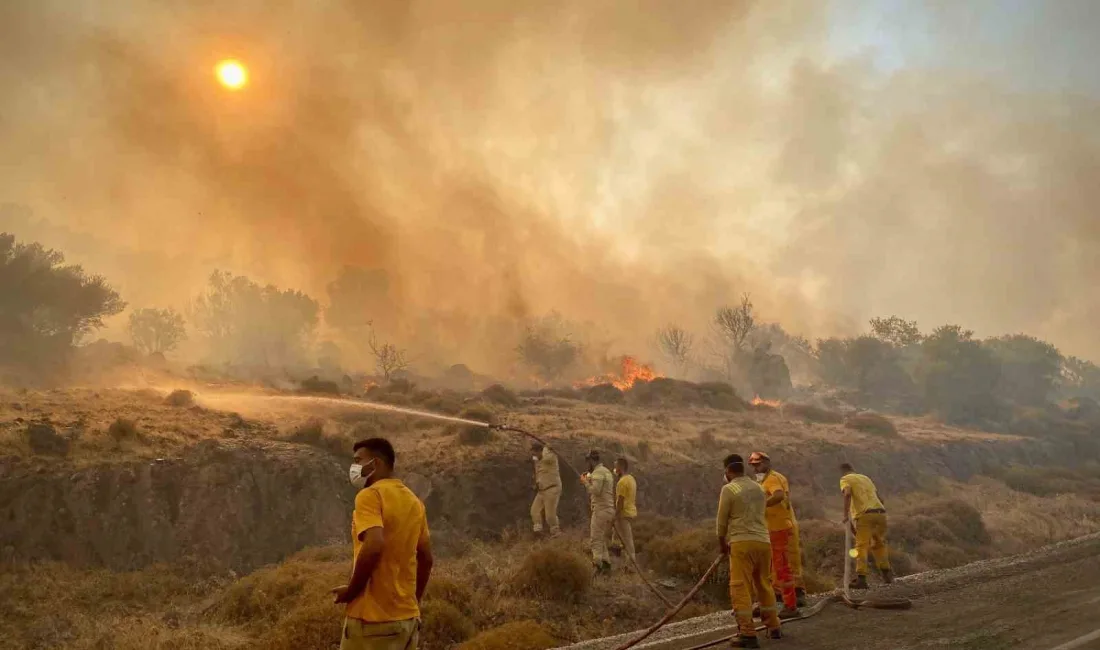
{"left": 215, "top": 59, "right": 248, "bottom": 90}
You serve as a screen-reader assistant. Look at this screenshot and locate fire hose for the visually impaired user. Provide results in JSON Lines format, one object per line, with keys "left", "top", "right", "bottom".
{"left": 489, "top": 423, "right": 912, "bottom": 650}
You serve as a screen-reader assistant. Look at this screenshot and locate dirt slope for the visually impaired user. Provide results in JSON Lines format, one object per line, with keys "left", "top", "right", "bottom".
{"left": 563, "top": 533, "right": 1100, "bottom": 650}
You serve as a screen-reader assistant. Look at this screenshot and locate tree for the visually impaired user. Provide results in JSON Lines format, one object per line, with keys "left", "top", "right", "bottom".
{"left": 713, "top": 294, "right": 756, "bottom": 351}
{"left": 1061, "top": 356, "right": 1100, "bottom": 401}
{"left": 984, "top": 334, "right": 1063, "bottom": 407}
{"left": 191, "top": 270, "right": 319, "bottom": 368}
{"left": 656, "top": 324, "right": 694, "bottom": 376}
{"left": 918, "top": 325, "right": 1001, "bottom": 424}
{"left": 368, "top": 325, "right": 408, "bottom": 380}
{"left": 517, "top": 313, "right": 582, "bottom": 384}
{"left": 0, "top": 232, "right": 125, "bottom": 367}
{"left": 869, "top": 316, "right": 923, "bottom": 347}
{"left": 127, "top": 308, "right": 186, "bottom": 355}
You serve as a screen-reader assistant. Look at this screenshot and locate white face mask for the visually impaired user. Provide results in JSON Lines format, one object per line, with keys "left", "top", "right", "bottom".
{"left": 755, "top": 472, "right": 767, "bottom": 482}
{"left": 349, "top": 459, "right": 376, "bottom": 489}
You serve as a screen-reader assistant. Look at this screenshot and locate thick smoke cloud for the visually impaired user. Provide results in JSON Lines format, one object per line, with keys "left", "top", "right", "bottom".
{"left": 2, "top": 0, "right": 1099, "bottom": 375}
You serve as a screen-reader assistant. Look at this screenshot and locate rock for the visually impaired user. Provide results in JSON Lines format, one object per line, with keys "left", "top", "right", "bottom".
{"left": 26, "top": 422, "right": 69, "bottom": 457}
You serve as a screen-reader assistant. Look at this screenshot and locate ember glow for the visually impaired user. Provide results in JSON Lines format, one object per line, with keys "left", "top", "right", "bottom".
{"left": 575, "top": 356, "right": 660, "bottom": 391}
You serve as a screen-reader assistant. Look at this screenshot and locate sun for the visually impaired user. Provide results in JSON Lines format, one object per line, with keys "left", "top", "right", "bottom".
{"left": 215, "top": 59, "right": 248, "bottom": 90}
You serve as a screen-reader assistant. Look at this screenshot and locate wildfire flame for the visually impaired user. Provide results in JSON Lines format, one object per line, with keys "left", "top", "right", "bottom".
{"left": 751, "top": 395, "right": 783, "bottom": 408}
{"left": 574, "top": 356, "right": 661, "bottom": 391}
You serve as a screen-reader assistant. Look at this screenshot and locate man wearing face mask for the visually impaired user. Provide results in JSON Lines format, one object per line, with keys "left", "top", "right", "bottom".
{"left": 580, "top": 450, "right": 616, "bottom": 575}
{"left": 716, "top": 453, "right": 781, "bottom": 648}
{"left": 529, "top": 442, "right": 562, "bottom": 538}
{"left": 332, "top": 438, "right": 433, "bottom": 650}
{"left": 748, "top": 451, "right": 802, "bottom": 618}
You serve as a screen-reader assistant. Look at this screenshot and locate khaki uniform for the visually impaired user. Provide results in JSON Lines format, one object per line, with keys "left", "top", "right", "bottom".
{"left": 341, "top": 618, "right": 419, "bottom": 650}
{"left": 586, "top": 464, "right": 616, "bottom": 564}
{"left": 716, "top": 476, "right": 781, "bottom": 639}
{"left": 841, "top": 473, "right": 891, "bottom": 576}
{"left": 530, "top": 449, "right": 562, "bottom": 535}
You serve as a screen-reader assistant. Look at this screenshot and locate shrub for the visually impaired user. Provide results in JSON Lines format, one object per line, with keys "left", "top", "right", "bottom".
{"left": 457, "top": 621, "right": 556, "bottom": 650}
{"left": 425, "top": 576, "right": 476, "bottom": 615}
{"left": 26, "top": 422, "right": 69, "bottom": 456}
{"left": 482, "top": 384, "right": 520, "bottom": 407}
{"left": 164, "top": 389, "right": 195, "bottom": 407}
{"left": 901, "top": 498, "right": 990, "bottom": 547}
{"left": 636, "top": 440, "right": 651, "bottom": 461}
{"left": 783, "top": 403, "right": 844, "bottom": 424}
{"left": 698, "top": 428, "right": 717, "bottom": 448}
{"left": 257, "top": 599, "right": 341, "bottom": 650}
{"left": 455, "top": 405, "right": 496, "bottom": 445}
{"left": 646, "top": 528, "right": 725, "bottom": 585}
{"left": 844, "top": 412, "right": 897, "bottom": 436}
{"left": 421, "top": 600, "right": 476, "bottom": 649}
{"left": 584, "top": 383, "right": 625, "bottom": 404}
{"left": 630, "top": 515, "right": 691, "bottom": 554}
{"left": 108, "top": 418, "right": 140, "bottom": 441}
{"left": 418, "top": 393, "right": 463, "bottom": 416}
{"left": 916, "top": 540, "right": 972, "bottom": 570}
{"left": 299, "top": 376, "right": 340, "bottom": 395}
{"left": 511, "top": 546, "right": 592, "bottom": 602}
{"left": 285, "top": 419, "right": 349, "bottom": 457}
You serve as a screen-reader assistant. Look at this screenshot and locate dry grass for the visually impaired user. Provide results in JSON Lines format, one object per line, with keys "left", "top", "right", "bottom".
{"left": 510, "top": 544, "right": 592, "bottom": 602}
{"left": 845, "top": 412, "right": 898, "bottom": 436}
{"left": 783, "top": 403, "right": 844, "bottom": 424}
{"left": 164, "top": 389, "right": 195, "bottom": 407}
{"left": 457, "top": 621, "right": 557, "bottom": 650}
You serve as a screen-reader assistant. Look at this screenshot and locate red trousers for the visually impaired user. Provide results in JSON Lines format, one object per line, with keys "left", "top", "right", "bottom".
{"left": 769, "top": 529, "right": 797, "bottom": 610}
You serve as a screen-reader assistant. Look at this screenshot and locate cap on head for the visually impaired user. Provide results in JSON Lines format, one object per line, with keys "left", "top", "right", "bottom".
{"left": 585, "top": 450, "right": 600, "bottom": 462}
{"left": 748, "top": 451, "right": 770, "bottom": 464}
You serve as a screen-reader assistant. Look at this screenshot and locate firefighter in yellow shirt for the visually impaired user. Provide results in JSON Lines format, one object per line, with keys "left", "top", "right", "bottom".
{"left": 332, "top": 437, "right": 434, "bottom": 650}
{"left": 716, "top": 453, "right": 781, "bottom": 648}
{"left": 748, "top": 451, "right": 801, "bottom": 618}
{"left": 613, "top": 457, "right": 637, "bottom": 563}
{"left": 840, "top": 462, "right": 893, "bottom": 589}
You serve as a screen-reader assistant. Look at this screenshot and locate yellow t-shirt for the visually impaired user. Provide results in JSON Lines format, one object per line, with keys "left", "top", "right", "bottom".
{"left": 715, "top": 476, "right": 770, "bottom": 545}
{"left": 616, "top": 474, "right": 638, "bottom": 518}
{"left": 760, "top": 470, "right": 794, "bottom": 532}
{"left": 839, "top": 473, "right": 885, "bottom": 520}
{"left": 347, "top": 478, "right": 429, "bottom": 623}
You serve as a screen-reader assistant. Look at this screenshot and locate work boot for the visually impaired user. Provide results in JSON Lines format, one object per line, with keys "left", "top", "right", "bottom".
{"left": 848, "top": 575, "right": 869, "bottom": 590}
{"left": 769, "top": 628, "right": 783, "bottom": 640}
{"left": 729, "top": 636, "right": 760, "bottom": 649}
{"left": 880, "top": 568, "right": 895, "bottom": 585}
{"left": 795, "top": 587, "right": 808, "bottom": 607}
{"left": 593, "top": 561, "right": 612, "bottom": 576}
{"left": 751, "top": 604, "right": 760, "bottom": 619}
{"left": 779, "top": 606, "right": 801, "bottom": 620}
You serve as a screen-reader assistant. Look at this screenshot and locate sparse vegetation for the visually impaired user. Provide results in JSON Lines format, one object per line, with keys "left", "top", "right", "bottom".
{"left": 844, "top": 412, "right": 898, "bottom": 436}
{"left": 516, "top": 313, "right": 582, "bottom": 384}
{"left": 510, "top": 545, "right": 592, "bottom": 602}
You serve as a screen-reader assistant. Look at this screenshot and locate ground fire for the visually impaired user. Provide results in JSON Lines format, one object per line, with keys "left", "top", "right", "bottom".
{"left": 574, "top": 355, "right": 661, "bottom": 391}
{"left": 751, "top": 395, "right": 783, "bottom": 408}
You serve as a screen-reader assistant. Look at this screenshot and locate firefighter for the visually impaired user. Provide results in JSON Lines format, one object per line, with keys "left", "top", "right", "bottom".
{"left": 581, "top": 450, "right": 616, "bottom": 575}
{"left": 748, "top": 451, "right": 802, "bottom": 618}
{"left": 613, "top": 457, "right": 637, "bottom": 564}
{"left": 529, "top": 442, "right": 562, "bottom": 537}
{"left": 840, "top": 462, "right": 893, "bottom": 589}
{"left": 716, "top": 453, "right": 781, "bottom": 648}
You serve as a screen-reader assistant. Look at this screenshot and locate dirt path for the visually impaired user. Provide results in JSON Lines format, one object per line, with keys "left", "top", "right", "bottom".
{"left": 562, "top": 533, "right": 1100, "bottom": 650}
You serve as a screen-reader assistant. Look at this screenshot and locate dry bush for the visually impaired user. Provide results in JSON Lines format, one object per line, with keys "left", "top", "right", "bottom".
{"left": 584, "top": 383, "right": 625, "bottom": 404}
{"left": 697, "top": 428, "right": 717, "bottom": 448}
{"left": 213, "top": 556, "right": 344, "bottom": 626}
{"left": 783, "top": 403, "right": 844, "bottom": 424}
{"left": 299, "top": 376, "right": 341, "bottom": 395}
{"left": 510, "top": 545, "right": 592, "bottom": 602}
{"left": 916, "top": 541, "right": 972, "bottom": 570}
{"left": 425, "top": 576, "right": 477, "bottom": 615}
{"left": 164, "top": 389, "right": 194, "bottom": 407}
{"left": 457, "top": 621, "right": 557, "bottom": 650}
{"left": 256, "top": 599, "right": 341, "bottom": 650}
{"left": 456, "top": 406, "right": 496, "bottom": 445}
{"left": 628, "top": 378, "right": 744, "bottom": 411}
{"left": 645, "top": 528, "right": 725, "bottom": 585}
{"left": 798, "top": 519, "right": 846, "bottom": 579}
{"left": 108, "top": 418, "right": 140, "bottom": 441}
{"left": 636, "top": 440, "right": 651, "bottom": 461}
{"left": 900, "top": 498, "right": 990, "bottom": 548}
{"left": 844, "top": 412, "right": 897, "bottom": 436}
{"left": 25, "top": 421, "right": 69, "bottom": 456}
{"left": 482, "top": 384, "right": 520, "bottom": 407}
{"left": 421, "top": 600, "right": 477, "bottom": 649}
{"left": 67, "top": 615, "right": 245, "bottom": 650}
{"left": 630, "top": 515, "right": 691, "bottom": 554}
{"left": 418, "top": 392, "right": 464, "bottom": 416}
{"left": 284, "top": 419, "right": 350, "bottom": 457}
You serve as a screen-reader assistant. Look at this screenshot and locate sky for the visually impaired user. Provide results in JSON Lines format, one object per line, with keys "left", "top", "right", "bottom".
{"left": 2, "top": 0, "right": 1100, "bottom": 373}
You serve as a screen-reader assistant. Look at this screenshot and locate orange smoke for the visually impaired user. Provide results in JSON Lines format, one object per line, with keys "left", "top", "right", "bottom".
{"left": 575, "top": 355, "right": 661, "bottom": 391}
